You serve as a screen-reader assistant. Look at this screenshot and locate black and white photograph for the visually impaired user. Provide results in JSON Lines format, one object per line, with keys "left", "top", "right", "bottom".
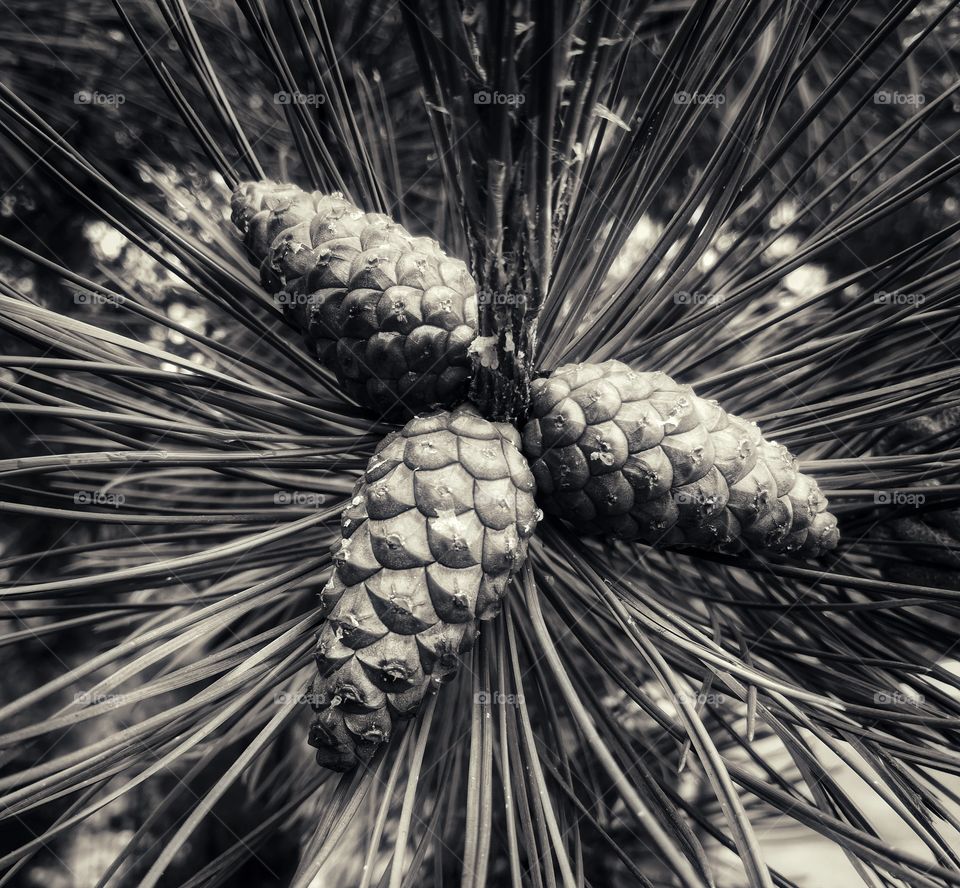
{"left": 1, "top": 1, "right": 960, "bottom": 885}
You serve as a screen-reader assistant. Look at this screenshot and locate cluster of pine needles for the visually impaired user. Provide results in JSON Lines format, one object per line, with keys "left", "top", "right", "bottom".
{"left": 2, "top": 1, "right": 960, "bottom": 885}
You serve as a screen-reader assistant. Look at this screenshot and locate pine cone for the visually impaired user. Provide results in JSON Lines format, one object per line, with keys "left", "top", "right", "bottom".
{"left": 231, "top": 181, "right": 478, "bottom": 416}
{"left": 521, "top": 361, "right": 838, "bottom": 556}
{"left": 308, "top": 406, "right": 539, "bottom": 770}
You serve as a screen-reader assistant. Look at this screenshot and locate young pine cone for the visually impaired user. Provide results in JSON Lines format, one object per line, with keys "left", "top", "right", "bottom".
{"left": 231, "top": 181, "right": 478, "bottom": 417}
{"left": 308, "top": 406, "right": 539, "bottom": 770}
{"left": 521, "top": 361, "right": 838, "bottom": 557}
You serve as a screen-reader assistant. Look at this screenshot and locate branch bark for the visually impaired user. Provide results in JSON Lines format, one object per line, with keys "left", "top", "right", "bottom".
{"left": 468, "top": 224, "right": 545, "bottom": 424}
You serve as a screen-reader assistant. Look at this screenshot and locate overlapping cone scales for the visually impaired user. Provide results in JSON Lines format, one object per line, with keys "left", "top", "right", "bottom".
{"left": 308, "top": 407, "right": 539, "bottom": 770}
{"left": 522, "top": 361, "right": 839, "bottom": 556}
{"left": 231, "top": 181, "right": 478, "bottom": 415}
